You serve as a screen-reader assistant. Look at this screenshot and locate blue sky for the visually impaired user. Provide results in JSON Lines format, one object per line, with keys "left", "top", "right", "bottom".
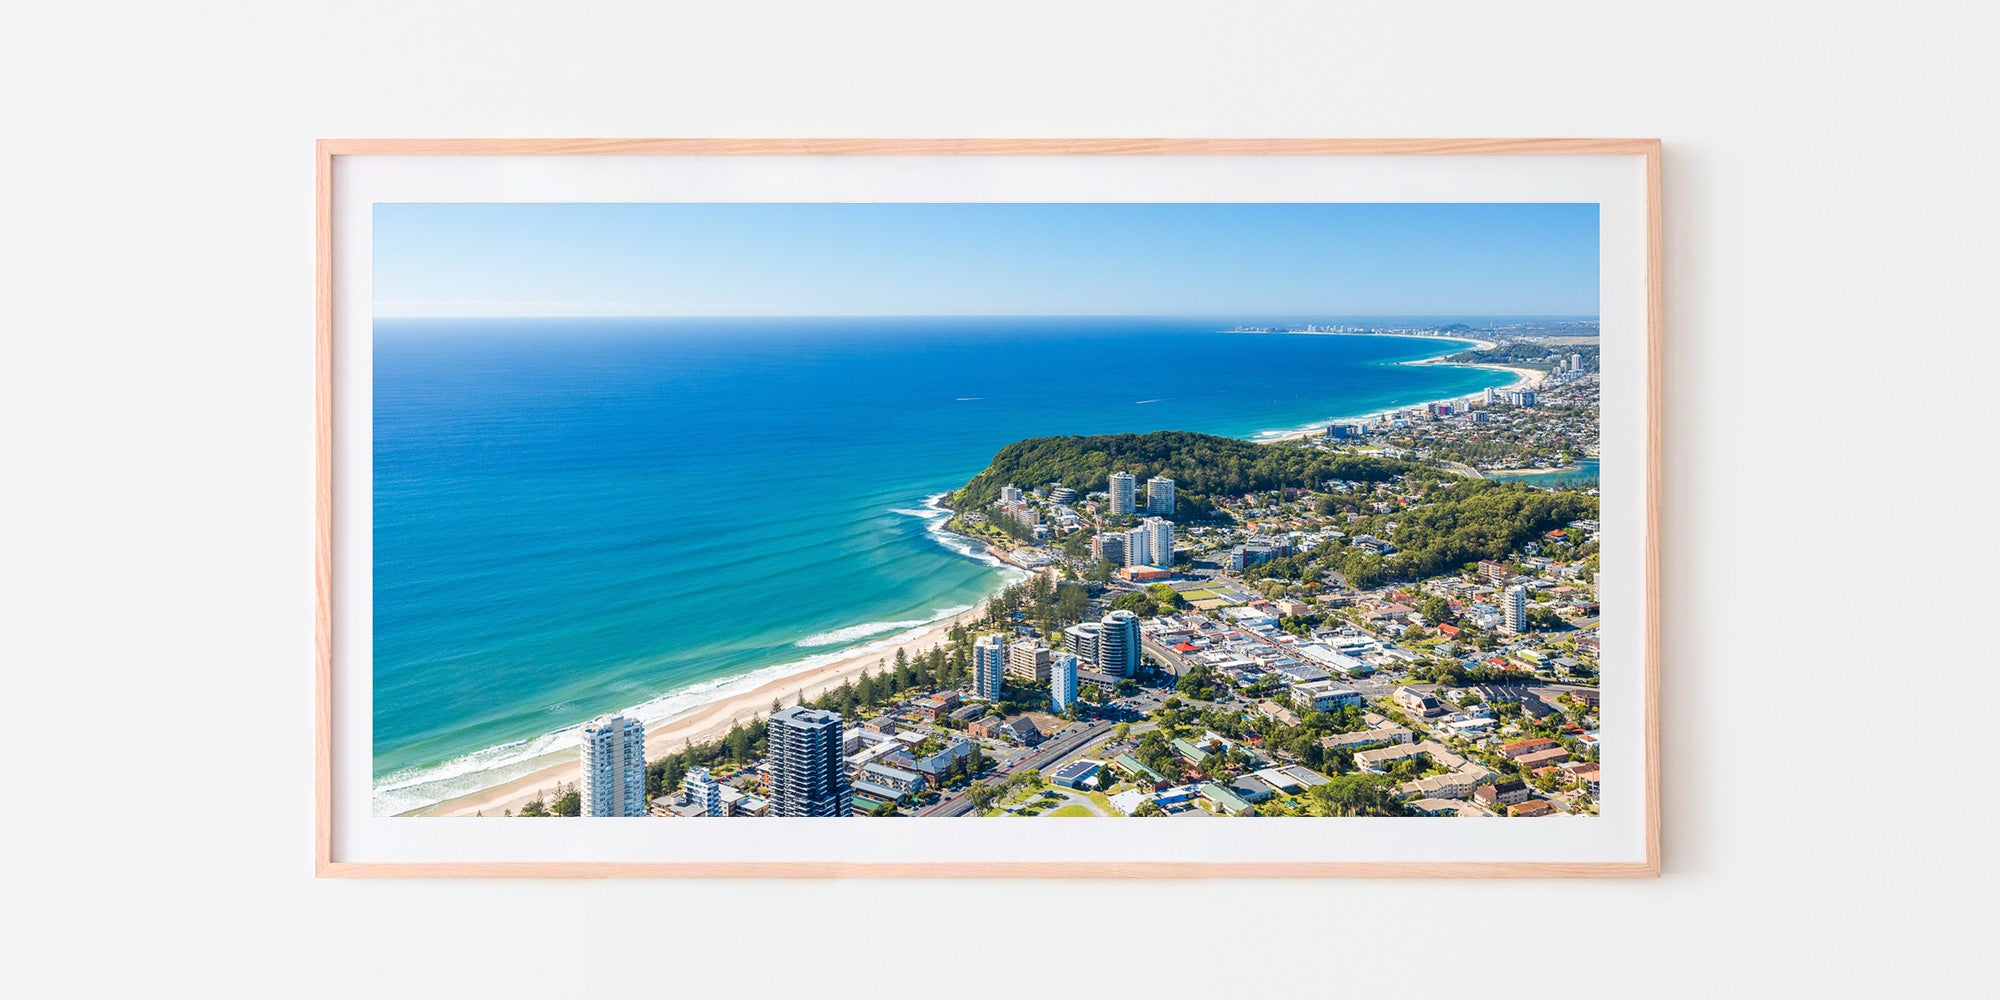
{"left": 374, "top": 203, "right": 1597, "bottom": 318}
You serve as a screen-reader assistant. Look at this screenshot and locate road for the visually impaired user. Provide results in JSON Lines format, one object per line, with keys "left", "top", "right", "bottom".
{"left": 917, "top": 719, "right": 1115, "bottom": 817}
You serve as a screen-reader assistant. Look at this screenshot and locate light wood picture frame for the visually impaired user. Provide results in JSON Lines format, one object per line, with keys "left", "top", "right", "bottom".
{"left": 318, "top": 138, "right": 1661, "bottom": 878}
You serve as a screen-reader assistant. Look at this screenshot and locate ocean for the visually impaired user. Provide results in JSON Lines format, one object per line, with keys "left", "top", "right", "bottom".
{"left": 371, "top": 316, "right": 1519, "bottom": 813}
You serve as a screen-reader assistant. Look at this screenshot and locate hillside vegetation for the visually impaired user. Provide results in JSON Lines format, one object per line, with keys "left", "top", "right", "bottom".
{"left": 948, "top": 430, "right": 1423, "bottom": 520}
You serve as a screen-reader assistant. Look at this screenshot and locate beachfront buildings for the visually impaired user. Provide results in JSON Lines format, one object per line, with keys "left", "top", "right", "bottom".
{"left": 973, "top": 633, "right": 1007, "bottom": 699}
{"left": 1109, "top": 470, "right": 1137, "bottom": 515}
{"left": 1503, "top": 585, "right": 1529, "bottom": 634}
{"left": 578, "top": 714, "right": 646, "bottom": 817}
{"left": 1146, "top": 475, "right": 1175, "bottom": 515}
{"left": 1050, "top": 651, "right": 1079, "bottom": 714}
{"left": 767, "top": 706, "right": 850, "bottom": 817}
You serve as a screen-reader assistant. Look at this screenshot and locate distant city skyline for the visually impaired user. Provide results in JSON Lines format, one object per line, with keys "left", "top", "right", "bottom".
{"left": 374, "top": 203, "right": 1599, "bottom": 319}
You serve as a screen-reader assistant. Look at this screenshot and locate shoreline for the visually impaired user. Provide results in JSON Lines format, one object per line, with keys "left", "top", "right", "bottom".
{"left": 410, "top": 597, "right": 1003, "bottom": 817}
{"left": 1256, "top": 333, "right": 1547, "bottom": 444}
{"left": 391, "top": 492, "right": 1033, "bottom": 818}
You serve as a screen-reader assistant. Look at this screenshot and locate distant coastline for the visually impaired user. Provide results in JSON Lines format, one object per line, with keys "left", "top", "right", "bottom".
{"left": 1251, "top": 331, "right": 1543, "bottom": 443}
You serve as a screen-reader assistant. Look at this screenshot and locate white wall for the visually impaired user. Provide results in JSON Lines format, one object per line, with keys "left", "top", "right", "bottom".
{"left": 3, "top": 2, "right": 1992, "bottom": 996}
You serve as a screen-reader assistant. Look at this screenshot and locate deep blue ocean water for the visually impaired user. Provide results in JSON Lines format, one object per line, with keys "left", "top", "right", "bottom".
{"left": 371, "top": 316, "right": 1517, "bottom": 811}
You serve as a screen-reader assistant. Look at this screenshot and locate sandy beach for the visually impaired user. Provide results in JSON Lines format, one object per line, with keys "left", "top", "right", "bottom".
{"left": 411, "top": 572, "right": 1035, "bottom": 817}
{"left": 1264, "top": 333, "right": 1548, "bottom": 444}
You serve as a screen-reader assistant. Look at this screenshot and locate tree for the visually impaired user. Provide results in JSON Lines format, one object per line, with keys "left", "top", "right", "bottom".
{"left": 1054, "top": 582, "right": 1091, "bottom": 624}
{"left": 551, "top": 784, "right": 581, "bottom": 817}
{"left": 949, "top": 431, "right": 1423, "bottom": 512}
{"left": 1110, "top": 591, "right": 1156, "bottom": 617}
{"left": 1132, "top": 800, "right": 1166, "bottom": 817}
{"left": 1306, "top": 774, "right": 1408, "bottom": 817}
{"left": 967, "top": 781, "right": 1000, "bottom": 812}
{"left": 1176, "top": 664, "right": 1225, "bottom": 700}
{"left": 1134, "top": 730, "right": 1178, "bottom": 777}
{"left": 1419, "top": 595, "right": 1454, "bottom": 625}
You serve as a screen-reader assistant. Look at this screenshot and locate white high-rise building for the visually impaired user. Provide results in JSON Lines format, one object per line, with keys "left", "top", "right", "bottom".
{"left": 1571, "top": 353, "right": 1584, "bottom": 372}
{"left": 1000, "top": 483, "right": 1023, "bottom": 504}
{"left": 1145, "top": 476, "right": 1175, "bottom": 515}
{"left": 1123, "top": 526, "right": 1148, "bottom": 567}
{"left": 683, "top": 765, "right": 723, "bottom": 817}
{"left": 973, "top": 633, "right": 1007, "bottom": 699}
{"left": 1108, "top": 471, "right": 1137, "bottom": 515}
{"left": 579, "top": 714, "right": 646, "bottom": 817}
{"left": 1140, "top": 516, "right": 1174, "bottom": 568}
{"left": 1100, "top": 610, "right": 1140, "bottom": 677}
{"left": 1503, "top": 585, "right": 1529, "bottom": 634}
{"left": 1050, "top": 652, "right": 1079, "bottom": 714}
{"left": 1484, "top": 386, "right": 1498, "bottom": 405}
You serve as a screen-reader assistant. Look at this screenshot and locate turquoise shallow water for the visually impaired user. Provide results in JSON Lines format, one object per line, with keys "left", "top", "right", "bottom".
{"left": 1488, "top": 458, "right": 1601, "bottom": 488}
{"left": 371, "top": 316, "right": 1518, "bottom": 811}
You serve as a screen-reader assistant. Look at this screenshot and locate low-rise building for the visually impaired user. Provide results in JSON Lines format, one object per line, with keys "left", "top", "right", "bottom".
{"left": 1354, "top": 741, "right": 1433, "bottom": 773}
{"left": 910, "top": 695, "right": 955, "bottom": 722}
{"left": 1474, "top": 780, "right": 1532, "bottom": 808}
{"left": 1509, "top": 798, "right": 1558, "bottom": 817}
{"left": 879, "top": 736, "right": 973, "bottom": 783}
{"left": 1500, "top": 737, "right": 1561, "bottom": 759}
{"left": 967, "top": 716, "right": 1007, "bottom": 739}
{"left": 1321, "top": 726, "right": 1413, "bottom": 753}
{"left": 1050, "top": 759, "right": 1103, "bottom": 790}
{"left": 1171, "top": 737, "right": 1212, "bottom": 764}
{"left": 1249, "top": 767, "right": 1304, "bottom": 795}
{"left": 1001, "top": 716, "right": 1043, "bottom": 746}
{"left": 1293, "top": 679, "right": 1363, "bottom": 713}
{"left": 1256, "top": 700, "right": 1303, "bottom": 727}
{"left": 1393, "top": 686, "right": 1444, "bottom": 716}
{"left": 1399, "top": 768, "right": 1489, "bottom": 800}
{"left": 859, "top": 762, "right": 926, "bottom": 794}
{"left": 1224, "top": 775, "right": 1273, "bottom": 804}
{"left": 1199, "top": 782, "right": 1256, "bottom": 816}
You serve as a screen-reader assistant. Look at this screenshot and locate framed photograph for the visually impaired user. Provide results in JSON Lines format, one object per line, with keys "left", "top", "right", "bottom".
{"left": 318, "top": 139, "right": 1661, "bottom": 877}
